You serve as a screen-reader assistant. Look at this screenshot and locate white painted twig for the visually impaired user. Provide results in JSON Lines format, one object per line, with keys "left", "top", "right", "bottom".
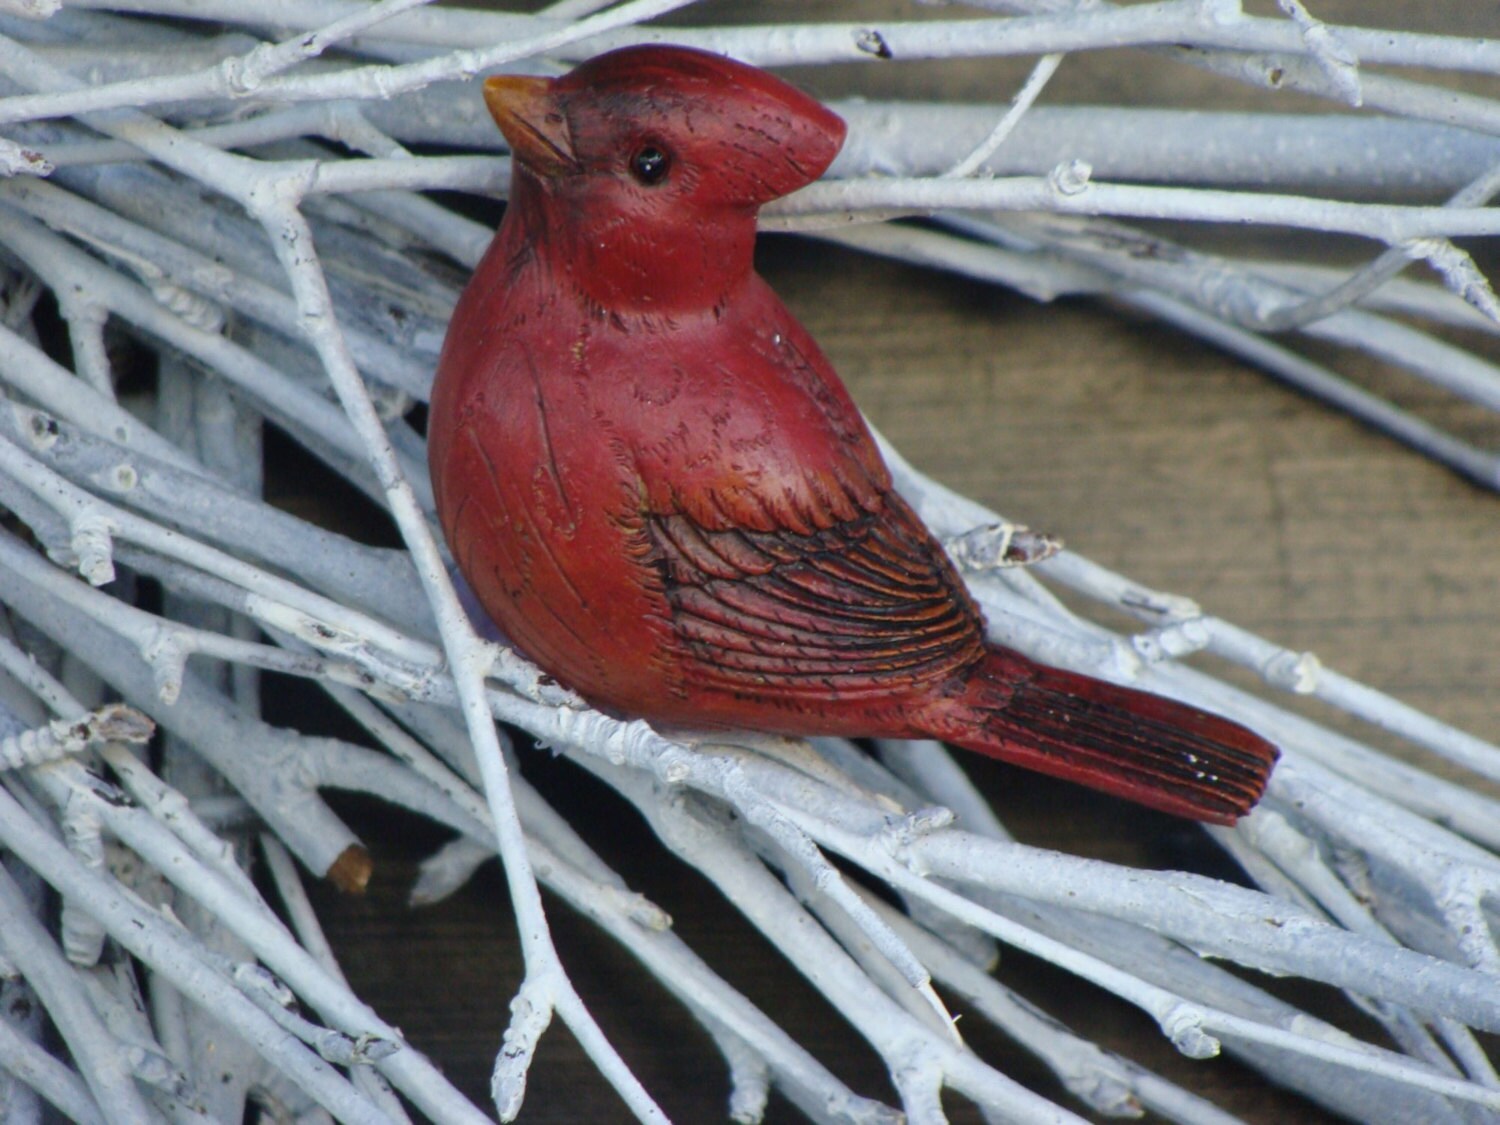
{"left": 0, "top": 792, "right": 397, "bottom": 1124}
{"left": 38, "top": 0, "right": 1500, "bottom": 76}
{"left": 0, "top": 702, "right": 150, "bottom": 770}
{"left": 0, "top": 863, "right": 155, "bottom": 1125}
{"left": 773, "top": 176, "right": 1500, "bottom": 244}
{"left": 23, "top": 724, "right": 490, "bottom": 1119}
{"left": 0, "top": 1006, "right": 103, "bottom": 1125}
{"left": 942, "top": 52, "right": 1063, "bottom": 181}
{"left": 574, "top": 751, "right": 1084, "bottom": 1124}
{"left": 259, "top": 834, "right": 415, "bottom": 1124}
{"left": 3, "top": 5, "right": 1499, "bottom": 1121}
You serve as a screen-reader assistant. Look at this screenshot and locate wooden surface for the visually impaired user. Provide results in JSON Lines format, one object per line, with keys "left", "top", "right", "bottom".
{"left": 305, "top": 6, "right": 1500, "bottom": 1121}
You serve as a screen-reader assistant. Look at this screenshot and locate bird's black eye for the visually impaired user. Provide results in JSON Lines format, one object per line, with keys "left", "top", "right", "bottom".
{"left": 629, "top": 144, "right": 670, "bottom": 185}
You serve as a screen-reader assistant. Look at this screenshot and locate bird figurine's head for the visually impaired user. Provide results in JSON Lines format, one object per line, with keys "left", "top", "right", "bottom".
{"left": 485, "top": 44, "right": 846, "bottom": 210}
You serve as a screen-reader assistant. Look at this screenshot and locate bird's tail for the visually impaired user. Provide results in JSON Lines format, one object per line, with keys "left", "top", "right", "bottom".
{"left": 927, "top": 650, "right": 1279, "bottom": 824}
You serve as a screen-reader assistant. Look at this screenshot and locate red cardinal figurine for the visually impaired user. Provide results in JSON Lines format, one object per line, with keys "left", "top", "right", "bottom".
{"left": 429, "top": 45, "right": 1278, "bottom": 824}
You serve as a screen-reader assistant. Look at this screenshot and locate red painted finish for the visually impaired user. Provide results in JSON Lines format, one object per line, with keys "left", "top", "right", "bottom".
{"left": 429, "top": 45, "right": 1277, "bottom": 823}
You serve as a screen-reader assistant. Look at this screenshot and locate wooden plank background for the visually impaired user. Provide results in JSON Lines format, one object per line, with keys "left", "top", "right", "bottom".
{"left": 303, "top": 4, "right": 1500, "bottom": 1120}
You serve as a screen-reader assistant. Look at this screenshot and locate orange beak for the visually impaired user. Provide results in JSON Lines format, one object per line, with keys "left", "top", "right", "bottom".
{"left": 483, "top": 75, "right": 579, "bottom": 177}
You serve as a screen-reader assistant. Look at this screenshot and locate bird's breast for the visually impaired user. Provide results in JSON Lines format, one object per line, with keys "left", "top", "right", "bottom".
{"left": 429, "top": 270, "right": 683, "bottom": 708}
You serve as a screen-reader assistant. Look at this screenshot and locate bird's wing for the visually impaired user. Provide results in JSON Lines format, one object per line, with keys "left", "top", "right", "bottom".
{"left": 621, "top": 277, "right": 987, "bottom": 703}
{"left": 643, "top": 488, "right": 987, "bottom": 702}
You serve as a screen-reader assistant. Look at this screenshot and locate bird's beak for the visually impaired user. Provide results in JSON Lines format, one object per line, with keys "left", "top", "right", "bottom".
{"left": 483, "top": 75, "right": 579, "bottom": 177}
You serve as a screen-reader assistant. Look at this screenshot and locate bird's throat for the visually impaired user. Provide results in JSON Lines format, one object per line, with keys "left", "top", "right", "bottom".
{"left": 506, "top": 169, "right": 759, "bottom": 316}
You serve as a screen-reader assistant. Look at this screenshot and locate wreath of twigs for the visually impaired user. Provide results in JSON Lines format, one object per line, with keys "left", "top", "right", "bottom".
{"left": 1, "top": 2, "right": 1499, "bottom": 1123}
